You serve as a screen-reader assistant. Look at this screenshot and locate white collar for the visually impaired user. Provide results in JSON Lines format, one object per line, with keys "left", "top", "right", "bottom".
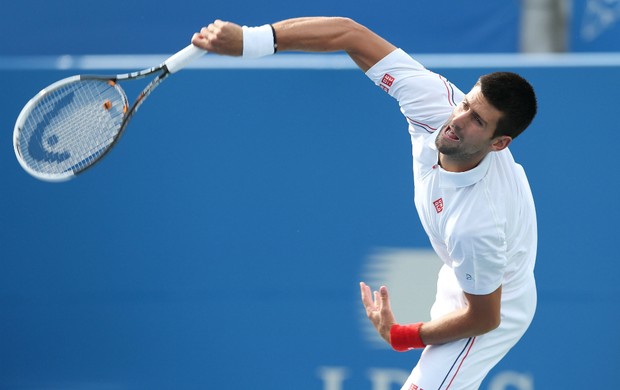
{"left": 427, "top": 130, "right": 493, "bottom": 189}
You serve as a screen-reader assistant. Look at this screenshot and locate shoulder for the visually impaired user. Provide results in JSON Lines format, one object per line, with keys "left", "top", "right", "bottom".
{"left": 366, "top": 49, "right": 463, "bottom": 99}
{"left": 366, "top": 49, "right": 465, "bottom": 137}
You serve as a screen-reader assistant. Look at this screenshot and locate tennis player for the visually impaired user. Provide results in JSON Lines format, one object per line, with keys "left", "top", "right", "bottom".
{"left": 192, "top": 17, "right": 538, "bottom": 389}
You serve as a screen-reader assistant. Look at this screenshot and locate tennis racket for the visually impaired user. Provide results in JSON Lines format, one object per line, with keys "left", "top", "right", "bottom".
{"left": 13, "top": 44, "right": 207, "bottom": 182}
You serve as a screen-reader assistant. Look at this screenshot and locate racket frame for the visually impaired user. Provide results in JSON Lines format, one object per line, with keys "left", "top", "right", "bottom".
{"left": 13, "top": 44, "right": 206, "bottom": 182}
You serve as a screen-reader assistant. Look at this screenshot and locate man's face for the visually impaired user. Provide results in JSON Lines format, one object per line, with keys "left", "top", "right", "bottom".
{"left": 435, "top": 85, "right": 507, "bottom": 171}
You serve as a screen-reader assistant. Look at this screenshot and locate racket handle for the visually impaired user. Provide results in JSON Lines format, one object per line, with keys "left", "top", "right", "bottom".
{"left": 164, "top": 44, "right": 207, "bottom": 74}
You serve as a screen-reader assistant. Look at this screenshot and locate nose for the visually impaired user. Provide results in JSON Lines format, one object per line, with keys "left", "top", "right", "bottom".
{"left": 452, "top": 110, "right": 467, "bottom": 128}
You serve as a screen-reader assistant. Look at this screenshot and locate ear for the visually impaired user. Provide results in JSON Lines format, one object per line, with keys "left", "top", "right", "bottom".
{"left": 490, "top": 135, "right": 512, "bottom": 151}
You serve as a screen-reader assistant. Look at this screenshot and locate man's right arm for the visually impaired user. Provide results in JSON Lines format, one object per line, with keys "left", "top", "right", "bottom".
{"left": 191, "top": 17, "right": 396, "bottom": 72}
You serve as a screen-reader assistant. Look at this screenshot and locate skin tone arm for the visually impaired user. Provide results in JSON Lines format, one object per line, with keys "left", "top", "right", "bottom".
{"left": 191, "top": 17, "right": 396, "bottom": 72}
{"left": 361, "top": 282, "right": 502, "bottom": 345}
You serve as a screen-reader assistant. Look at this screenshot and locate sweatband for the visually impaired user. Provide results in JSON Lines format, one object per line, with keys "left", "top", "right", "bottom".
{"left": 390, "top": 322, "right": 426, "bottom": 351}
{"left": 242, "top": 24, "right": 277, "bottom": 58}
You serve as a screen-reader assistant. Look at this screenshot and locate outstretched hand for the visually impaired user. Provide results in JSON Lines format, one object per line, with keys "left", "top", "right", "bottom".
{"left": 192, "top": 20, "right": 244, "bottom": 56}
{"left": 360, "top": 282, "right": 396, "bottom": 344}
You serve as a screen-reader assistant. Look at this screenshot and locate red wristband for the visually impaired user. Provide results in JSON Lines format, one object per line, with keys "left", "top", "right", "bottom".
{"left": 390, "top": 322, "right": 426, "bottom": 351}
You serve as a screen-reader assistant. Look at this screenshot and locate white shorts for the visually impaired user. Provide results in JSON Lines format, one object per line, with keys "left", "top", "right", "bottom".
{"left": 400, "top": 335, "right": 509, "bottom": 389}
{"left": 401, "top": 274, "right": 537, "bottom": 389}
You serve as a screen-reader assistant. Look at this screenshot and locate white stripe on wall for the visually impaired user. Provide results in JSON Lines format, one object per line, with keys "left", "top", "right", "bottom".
{"left": 2, "top": 52, "right": 620, "bottom": 70}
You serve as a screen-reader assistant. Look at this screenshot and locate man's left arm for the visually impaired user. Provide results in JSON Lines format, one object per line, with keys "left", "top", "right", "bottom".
{"left": 361, "top": 283, "right": 502, "bottom": 350}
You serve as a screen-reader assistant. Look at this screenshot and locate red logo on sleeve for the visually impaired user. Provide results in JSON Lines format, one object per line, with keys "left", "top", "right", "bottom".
{"left": 433, "top": 198, "right": 444, "bottom": 213}
{"left": 381, "top": 73, "right": 395, "bottom": 87}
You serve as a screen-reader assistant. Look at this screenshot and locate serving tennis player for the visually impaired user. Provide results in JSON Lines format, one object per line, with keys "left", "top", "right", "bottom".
{"left": 192, "top": 17, "right": 538, "bottom": 389}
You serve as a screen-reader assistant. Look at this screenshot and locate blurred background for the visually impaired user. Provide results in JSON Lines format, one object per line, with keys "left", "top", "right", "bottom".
{"left": 1, "top": 0, "right": 619, "bottom": 389}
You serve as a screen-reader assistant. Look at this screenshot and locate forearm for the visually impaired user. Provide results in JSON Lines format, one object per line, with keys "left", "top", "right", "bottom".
{"left": 272, "top": 17, "right": 379, "bottom": 53}
{"left": 418, "top": 307, "right": 500, "bottom": 346}
{"left": 391, "top": 286, "right": 502, "bottom": 350}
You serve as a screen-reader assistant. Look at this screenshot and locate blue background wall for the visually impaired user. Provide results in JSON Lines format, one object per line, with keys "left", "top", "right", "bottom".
{"left": 1, "top": 0, "right": 521, "bottom": 55}
{"left": 572, "top": 0, "right": 620, "bottom": 51}
{"left": 3, "top": 0, "right": 619, "bottom": 55}
{"left": 1, "top": 1, "right": 619, "bottom": 389}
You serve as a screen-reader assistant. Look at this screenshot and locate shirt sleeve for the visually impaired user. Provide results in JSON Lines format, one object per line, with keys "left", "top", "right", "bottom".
{"left": 365, "top": 48, "right": 464, "bottom": 136}
{"left": 447, "top": 191, "right": 508, "bottom": 295}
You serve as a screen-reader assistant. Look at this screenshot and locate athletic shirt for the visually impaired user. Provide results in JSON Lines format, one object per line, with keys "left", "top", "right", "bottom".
{"left": 366, "top": 49, "right": 537, "bottom": 319}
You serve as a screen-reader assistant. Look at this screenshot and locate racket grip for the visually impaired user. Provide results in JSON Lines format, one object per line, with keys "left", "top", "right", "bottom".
{"left": 164, "top": 44, "right": 207, "bottom": 73}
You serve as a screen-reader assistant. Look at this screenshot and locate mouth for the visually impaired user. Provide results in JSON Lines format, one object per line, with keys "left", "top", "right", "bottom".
{"left": 443, "top": 125, "right": 460, "bottom": 141}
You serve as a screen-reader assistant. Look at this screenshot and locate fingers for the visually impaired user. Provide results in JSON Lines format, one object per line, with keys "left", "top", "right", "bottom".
{"left": 360, "top": 282, "right": 375, "bottom": 310}
{"left": 360, "top": 282, "right": 390, "bottom": 312}
{"left": 192, "top": 20, "right": 243, "bottom": 56}
{"left": 379, "top": 285, "right": 391, "bottom": 312}
{"left": 191, "top": 32, "right": 204, "bottom": 46}
{"left": 361, "top": 282, "right": 396, "bottom": 344}
{"left": 192, "top": 23, "right": 219, "bottom": 50}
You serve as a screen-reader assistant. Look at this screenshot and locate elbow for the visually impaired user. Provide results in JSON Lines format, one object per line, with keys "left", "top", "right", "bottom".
{"left": 332, "top": 17, "right": 368, "bottom": 39}
{"left": 479, "top": 314, "right": 501, "bottom": 334}
{"left": 466, "top": 306, "right": 501, "bottom": 335}
{"left": 333, "top": 16, "right": 360, "bottom": 28}
{"left": 488, "top": 317, "right": 501, "bottom": 333}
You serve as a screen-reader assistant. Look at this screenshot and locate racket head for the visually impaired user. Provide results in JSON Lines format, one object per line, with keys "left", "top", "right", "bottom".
{"left": 13, "top": 76, "right": 129, "bottom": 182}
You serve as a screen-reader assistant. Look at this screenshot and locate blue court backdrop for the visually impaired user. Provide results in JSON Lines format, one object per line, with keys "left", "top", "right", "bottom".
{"left": 572, "top": 0, "right": 620, "bottom": 51}
{"left": 0, "top": 0, "right": 521, "bottom": 55}
{"left": 1, "top": 1, "right": 620, "bottom": 389}
{"left": 3, "top": 0, "right": 619, "bottom": 55}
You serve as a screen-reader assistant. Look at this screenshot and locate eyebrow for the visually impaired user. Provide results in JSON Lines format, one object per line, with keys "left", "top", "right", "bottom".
{"left": 463, "top": 97, "right": 488, "bottom": 127}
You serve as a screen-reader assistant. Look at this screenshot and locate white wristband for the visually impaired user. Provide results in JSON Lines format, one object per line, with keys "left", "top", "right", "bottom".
{"left": 242, "top": 24, "right": 277, "bottom": 58}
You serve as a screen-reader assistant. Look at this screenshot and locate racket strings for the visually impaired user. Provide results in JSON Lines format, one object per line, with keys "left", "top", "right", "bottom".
{"left": 17, "top": 80, "right": 127, "bottom": 175}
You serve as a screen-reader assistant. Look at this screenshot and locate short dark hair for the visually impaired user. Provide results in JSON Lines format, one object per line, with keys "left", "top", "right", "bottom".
{"left": 477, "top": 72, "right": 537, "bottom": 139}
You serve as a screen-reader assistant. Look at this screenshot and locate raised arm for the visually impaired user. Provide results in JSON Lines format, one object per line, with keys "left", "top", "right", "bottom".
{"left": 191, "top": 17, "right": 396, "bottom": 72}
